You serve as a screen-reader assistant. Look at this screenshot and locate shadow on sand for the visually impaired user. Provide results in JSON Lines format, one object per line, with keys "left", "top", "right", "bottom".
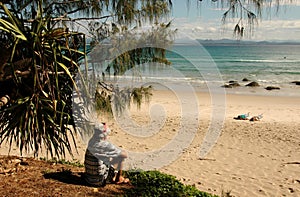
{"left": 43, "top": 169, "right": 132, "bottom": 196}
{"left": 43, "top": 169, "right": 87, "bottom": 186}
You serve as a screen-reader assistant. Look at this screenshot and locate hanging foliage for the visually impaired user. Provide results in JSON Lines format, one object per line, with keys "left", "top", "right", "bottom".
{"left": 0, "top": 0, "right": 174, "bottom": 158}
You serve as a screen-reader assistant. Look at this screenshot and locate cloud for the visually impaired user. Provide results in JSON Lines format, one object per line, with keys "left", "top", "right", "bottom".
{"left": 267, "top": 0, "right": 300, "bottom": 7}
{"left": 208, "top": 0, "right": 300, "bottom": 9}
{"left": 172, "top": 16, "right": 300, "bottom": 41}
{"left": 250, "top": 19, "right": 300, "bottom": 40}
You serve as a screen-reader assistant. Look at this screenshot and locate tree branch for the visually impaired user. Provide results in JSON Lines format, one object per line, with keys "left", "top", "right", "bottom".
{"left": 24, "top": 14, "right": 114, "bottom": 23}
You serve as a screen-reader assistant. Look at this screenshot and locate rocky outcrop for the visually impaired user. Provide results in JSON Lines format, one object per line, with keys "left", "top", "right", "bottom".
{"left": 291, "top": 81, "right": 300, "bottom": 85}
{"left": 245, "top": 81, "right": 260, "bottom": 87}
{"left": 265, "top": 86, "right": 280, "bottom": 90}
{"left": 222, "top": 80, "right": 241, "bottom": 88}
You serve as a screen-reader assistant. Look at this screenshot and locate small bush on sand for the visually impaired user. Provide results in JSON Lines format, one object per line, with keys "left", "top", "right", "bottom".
{"left": 124, "top": 170, "right": 218, "bottom": 197}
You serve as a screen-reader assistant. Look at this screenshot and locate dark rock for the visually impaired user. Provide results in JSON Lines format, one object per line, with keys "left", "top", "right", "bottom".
{"left": 222, "top": 81, "right": 240, "bottom": 88}
{"left": 265, "top": 86, "right": 280, "bottom": 90}
{"left": 291, "top": 81, "right": 300, "bottom": 85}
{"left": 230, "top": 81, "right": 240, "bottom": 87}
{"left": 245, "top": 81, "right": 260, "bottom": 87}
{"left": 242, "top": 78, "right": 250, "bottom": 82}
{"left": 221, "top": 84, "right": 233, "bottom": 88}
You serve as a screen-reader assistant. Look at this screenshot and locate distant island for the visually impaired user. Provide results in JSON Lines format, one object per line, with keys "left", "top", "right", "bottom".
{"left": 196, "top": 39, "right": 300, "bottom": 46}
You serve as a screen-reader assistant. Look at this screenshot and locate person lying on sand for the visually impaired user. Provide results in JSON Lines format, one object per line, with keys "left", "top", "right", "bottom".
{"left": 84, "top": 123, "right": 130, "bottom": 186}
{"left": 234, "top": 112, "right": 250, "bottom": 120}
{"left": 249, "top": 114, "right": 263, "bottom": 121}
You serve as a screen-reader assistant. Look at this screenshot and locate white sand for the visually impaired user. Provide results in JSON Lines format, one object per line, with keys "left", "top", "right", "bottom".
{"left": 1, "top": 89, "right": 300, "bottom": 196}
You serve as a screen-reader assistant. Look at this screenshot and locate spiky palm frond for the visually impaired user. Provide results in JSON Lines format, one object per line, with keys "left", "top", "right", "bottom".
{"left": 0, "top": 0, "right": 174, "bottom": 158}
{"left": 0, "top": 1, "right": 84, "bottom": 158}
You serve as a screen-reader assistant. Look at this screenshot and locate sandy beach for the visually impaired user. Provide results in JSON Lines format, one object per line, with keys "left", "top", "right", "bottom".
{"left": 1, "top": 88, "right": 300, "bottom": 196}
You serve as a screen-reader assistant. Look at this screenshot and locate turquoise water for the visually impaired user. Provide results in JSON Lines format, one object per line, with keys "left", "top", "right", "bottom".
{"left": 86, "top": 42, "right": 300, "bottom": 96}
{"left": 167, "top": 44, "right": 300, "bottom": 85}
{"left": 153, "top": 43, "right": 300, "bottom": 96}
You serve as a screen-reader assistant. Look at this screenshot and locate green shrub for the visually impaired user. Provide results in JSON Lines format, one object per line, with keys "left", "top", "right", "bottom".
{"left": 124, "top": 170, "right": 218, "bottom": 197}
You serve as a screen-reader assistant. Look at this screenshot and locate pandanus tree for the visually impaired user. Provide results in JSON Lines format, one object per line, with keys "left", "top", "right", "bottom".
{"left": 0, "top": 1, "right": 88, "bottom": 157}
{"left": 0, "top": 0, "right": 286, "bottom": 158}
{"left": 0, "top": 0, "right": 174, "bottom": 158}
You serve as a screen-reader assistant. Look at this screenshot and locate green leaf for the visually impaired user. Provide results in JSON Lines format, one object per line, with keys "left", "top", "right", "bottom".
{"left": 0, "top": 19, "right": 27, "bottom": 41}
{"left": 57, "top": 62, "right": 77, "bottom": 87}
{"left": 17, "top": 97, "right": 30, "bottom": 105}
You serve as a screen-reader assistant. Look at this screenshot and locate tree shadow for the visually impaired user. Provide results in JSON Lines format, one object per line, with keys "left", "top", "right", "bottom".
{"left": 43, "top": 169, "right": 87, "bottom": 186}
{"left": 43, "top": 169, "right": 133, "bottom": 196}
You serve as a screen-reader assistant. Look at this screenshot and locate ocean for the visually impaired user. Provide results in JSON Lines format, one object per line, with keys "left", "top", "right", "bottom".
{"left": 168, "top": 43, "right": 300, "bottom": 85}
{"left": 86, "top": 42, "right": 300, "bottom": 96}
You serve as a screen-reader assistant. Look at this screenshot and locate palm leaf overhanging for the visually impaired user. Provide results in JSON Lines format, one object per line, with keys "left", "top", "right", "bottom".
{"left": 0, "top": 0, "right": 174, "bottom": 158}
{"left": 0, "top": 1, "right": 85, "bottom": 158}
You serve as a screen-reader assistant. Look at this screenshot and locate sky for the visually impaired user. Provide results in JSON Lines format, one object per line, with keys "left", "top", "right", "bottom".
{"left": 169, "top": 0, "right": 300, "bottom": 41}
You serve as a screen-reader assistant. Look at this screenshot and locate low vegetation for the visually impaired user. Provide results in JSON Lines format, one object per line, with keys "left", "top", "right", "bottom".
{"left": 124, "top": 170, "right": 218, "bottom": 197}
